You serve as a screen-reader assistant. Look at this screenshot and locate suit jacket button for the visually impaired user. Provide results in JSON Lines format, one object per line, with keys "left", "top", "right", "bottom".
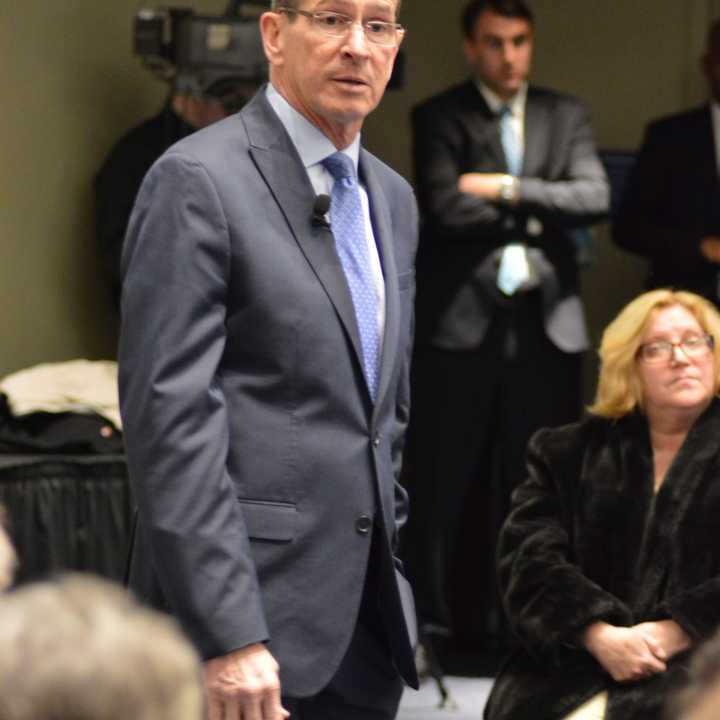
{"left": 356, "top": 515, "right": 373, "bottom": 535}
{"left": 372, "top": 433, "right": 381, "bottom": 448}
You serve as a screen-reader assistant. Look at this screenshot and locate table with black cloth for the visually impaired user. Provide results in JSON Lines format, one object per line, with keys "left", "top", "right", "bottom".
{"left": 0, "top": 454, "right": 132, "bottom": 584}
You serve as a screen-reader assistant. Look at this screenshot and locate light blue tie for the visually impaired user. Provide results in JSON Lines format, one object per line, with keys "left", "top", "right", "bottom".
{"left": 497, "top": 105, "right": 528, "bottom": 295}
{"left": 322, "top": 152, "right": 380, "bottom": 400}
{"left": 499, "top": 105, "right": 522, "bottom": 176}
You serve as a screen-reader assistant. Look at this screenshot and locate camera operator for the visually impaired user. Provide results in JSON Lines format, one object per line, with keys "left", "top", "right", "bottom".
{"left": 94, "top": 78, "right": 258, "bottom": 308}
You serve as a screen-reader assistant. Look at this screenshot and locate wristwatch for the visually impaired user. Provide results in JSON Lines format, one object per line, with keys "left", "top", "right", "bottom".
{"left": 499, "top": 174, "right": 518, "bottom": 204}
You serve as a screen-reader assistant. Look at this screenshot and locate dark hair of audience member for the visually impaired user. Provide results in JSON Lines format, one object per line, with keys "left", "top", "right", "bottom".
{"left": 461, "top": 0, "right": 535, "bottom": 39}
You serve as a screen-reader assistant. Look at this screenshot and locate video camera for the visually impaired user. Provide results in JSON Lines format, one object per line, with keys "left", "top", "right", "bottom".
{"left": 133, "top": 1, "right": 268, "bottom": 111}
{"left": 133, "top": 0, "right": 404, "bottom": 109}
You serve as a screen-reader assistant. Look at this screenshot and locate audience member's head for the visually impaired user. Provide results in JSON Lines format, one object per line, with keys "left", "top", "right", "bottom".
{"left": 0, "top": 574, "right": 204, "bottom": 720}
{"left": 461, "top": 0, "right": 535, "bottom": 102}
{"left": 703, "top": 18, "right": 720, "bottom": 102}
{"left": 461, "top": 0, "right": 534, "bottom": 39}
{"left": 171, "top": 78, "right": 260, "bottom": 129}
{"left": 669, "top": 628, "right": 720, "bottom": 720}
{"left": 589, "top": 288, "right": 720, "bottom": 419}
{"left": 0, "top": 504, "right": 18, "bottom": 591}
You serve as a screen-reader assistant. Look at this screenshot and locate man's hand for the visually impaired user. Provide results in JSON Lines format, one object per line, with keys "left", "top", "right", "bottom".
{"left": 582, "top": 621, "right": 667, "bottom": 683}
{"left": 633, "top": 620, "right": 692, "bottom": 661}
{"left": 700, "top": 236, "right": 720, "bottom": 263}
{"left": 205, "top": 643, "right": 289, "bottom": 720}
{"left": 458, "top": 172, "right": 506, "bottom": 201}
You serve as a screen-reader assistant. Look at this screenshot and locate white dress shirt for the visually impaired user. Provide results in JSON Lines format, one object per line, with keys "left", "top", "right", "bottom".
{"left": 265, "top": 84, "right": 386, "bottom": 342}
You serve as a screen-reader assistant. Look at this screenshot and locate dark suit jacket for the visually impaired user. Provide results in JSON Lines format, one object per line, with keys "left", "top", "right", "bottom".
{"left": 485, "top": 401, "right": 720, "bottom": 720}
{"left": 412, "top": 81, "right": 609, "bottom": 352}
{"left": 613, "top": 105, "right": 720, "bottom": 302}
{"left": 118, "top": 90, "right": 419, "bottom": 697}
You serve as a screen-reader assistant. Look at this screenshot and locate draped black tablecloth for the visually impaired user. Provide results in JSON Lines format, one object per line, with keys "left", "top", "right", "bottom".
{"left": 0, "top": 455, "right": 132, "bottom": 584}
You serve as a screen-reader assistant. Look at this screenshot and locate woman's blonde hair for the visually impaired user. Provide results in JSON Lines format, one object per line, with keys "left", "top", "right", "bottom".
{"left": 588, "top": 289, "right": 720, "bottom": 418}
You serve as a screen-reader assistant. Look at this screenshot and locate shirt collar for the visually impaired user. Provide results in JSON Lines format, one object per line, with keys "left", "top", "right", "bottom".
{"left": 474, "top": 80, "right": 528, "bottom": 117}
{"left": 265, "top": 83, "right": 361, "bottom": 172}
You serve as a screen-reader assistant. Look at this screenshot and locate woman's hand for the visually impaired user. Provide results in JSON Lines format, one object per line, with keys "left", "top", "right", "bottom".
{"left": 633, "top": 620, "right": 692, "bottom": 661}
{"left": 582, "top": 621, "right": 667, "bottom": 683}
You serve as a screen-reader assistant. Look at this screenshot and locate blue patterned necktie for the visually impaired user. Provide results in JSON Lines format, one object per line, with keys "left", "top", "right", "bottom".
{"left": 322, "top": 152, "right": 381, "bottom": 400}
{"left": 497, "top": 104, "right": 528, "bottom": 295}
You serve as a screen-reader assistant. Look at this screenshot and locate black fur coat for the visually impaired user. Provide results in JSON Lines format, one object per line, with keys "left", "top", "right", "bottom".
{"left": 484, "top": 399, "right": 720, "bottom": 720}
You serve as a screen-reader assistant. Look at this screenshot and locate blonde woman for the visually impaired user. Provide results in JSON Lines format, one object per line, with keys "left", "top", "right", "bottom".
{"left": 484, "top": 289, "right": 720, "bottom": 720}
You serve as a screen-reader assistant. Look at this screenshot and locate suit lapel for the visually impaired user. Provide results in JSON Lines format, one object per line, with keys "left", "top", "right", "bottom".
{"left": 243, "top": 94, "right": 365, "bottom": 378}
{"left": 465, "top": 84, "right": 508, "bottom": 171}
{"left": 522, "top": 90, "right": 550, "bottom": 177}
{"left": 360, "top": 150, "right": 399, "bottom": 409}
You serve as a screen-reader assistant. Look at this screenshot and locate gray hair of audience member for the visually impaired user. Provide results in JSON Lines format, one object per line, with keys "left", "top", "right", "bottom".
{"left": 0, "top": 574, "right": 204, "bottom": 720}
{"left": 668, "top": 627, "right": 720, "bottom": 719}
{"left": 0, "top": 504, "right": 18, "bottom": 591}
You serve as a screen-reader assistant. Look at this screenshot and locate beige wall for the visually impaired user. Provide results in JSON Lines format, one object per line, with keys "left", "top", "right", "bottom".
{"left": 2, "top": 1, "right": 718, "bottom": 378}
{"left": 1, "top": 0, "right": 225, "bottom": 376}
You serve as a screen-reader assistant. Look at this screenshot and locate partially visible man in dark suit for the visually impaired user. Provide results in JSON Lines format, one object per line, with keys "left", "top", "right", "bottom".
{"left": 613, "top": 19, "right": 720, "bottom": 305}
{"left": 401, "top": 0, "right": 609, "bottom": 652}
{"left": 119, "top": 1, "right": 418, "bottom": 719}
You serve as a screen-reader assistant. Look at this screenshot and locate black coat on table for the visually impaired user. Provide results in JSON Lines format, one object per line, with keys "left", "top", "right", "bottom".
{"left": 484, "top": 399, "right": 720, "bottom": 720}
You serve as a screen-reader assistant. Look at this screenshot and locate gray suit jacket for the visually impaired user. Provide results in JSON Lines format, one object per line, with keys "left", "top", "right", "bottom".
{"left": 412, "top": 81, "right": 609, "bottom": 353}
{"left": 119, "top": 90, "right": 419, "bottom": 697}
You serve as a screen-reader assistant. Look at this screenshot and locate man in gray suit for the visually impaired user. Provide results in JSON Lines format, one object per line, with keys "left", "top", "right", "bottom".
{"left": 401, "top": 0, "right": 609, "bottom": 655}
{"left": 118, "top": 1, "right": 417, "bottom": 719}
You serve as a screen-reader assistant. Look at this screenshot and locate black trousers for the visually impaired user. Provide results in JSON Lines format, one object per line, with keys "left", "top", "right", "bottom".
{"left": 283, "top": 531, "right": 404, "bottom": 719}
{"left": 401, "top": 294, "right": 583, "bottom": 643}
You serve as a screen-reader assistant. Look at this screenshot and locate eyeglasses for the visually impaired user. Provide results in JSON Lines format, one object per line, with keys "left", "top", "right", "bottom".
{"left": 279, "top": 8, "right": 405, "bottom": 47}
{"left": 637, "top": 334, "right": 715, "bottom": 363}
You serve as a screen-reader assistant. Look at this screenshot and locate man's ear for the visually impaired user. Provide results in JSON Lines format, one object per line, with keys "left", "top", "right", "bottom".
{"left": 260, "top": 11, "right": 284, "bottom": 66}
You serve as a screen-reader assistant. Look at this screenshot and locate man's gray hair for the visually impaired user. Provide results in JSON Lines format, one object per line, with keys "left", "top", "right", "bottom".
{"left": 271, "top": 0, "right": 402, "bottom": 18}
{"left": 0, "top": 574, "right": 204, "bottom": 720}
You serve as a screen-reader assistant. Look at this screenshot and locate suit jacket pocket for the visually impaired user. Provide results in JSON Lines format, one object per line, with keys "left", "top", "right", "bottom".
{"left": 238, "top": 499, "right": 298, "bottom": 542}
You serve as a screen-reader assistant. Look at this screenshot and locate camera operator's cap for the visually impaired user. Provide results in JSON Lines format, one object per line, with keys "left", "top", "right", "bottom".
{"left": 203, "top": 77, "right": 260, "bottom": 112}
